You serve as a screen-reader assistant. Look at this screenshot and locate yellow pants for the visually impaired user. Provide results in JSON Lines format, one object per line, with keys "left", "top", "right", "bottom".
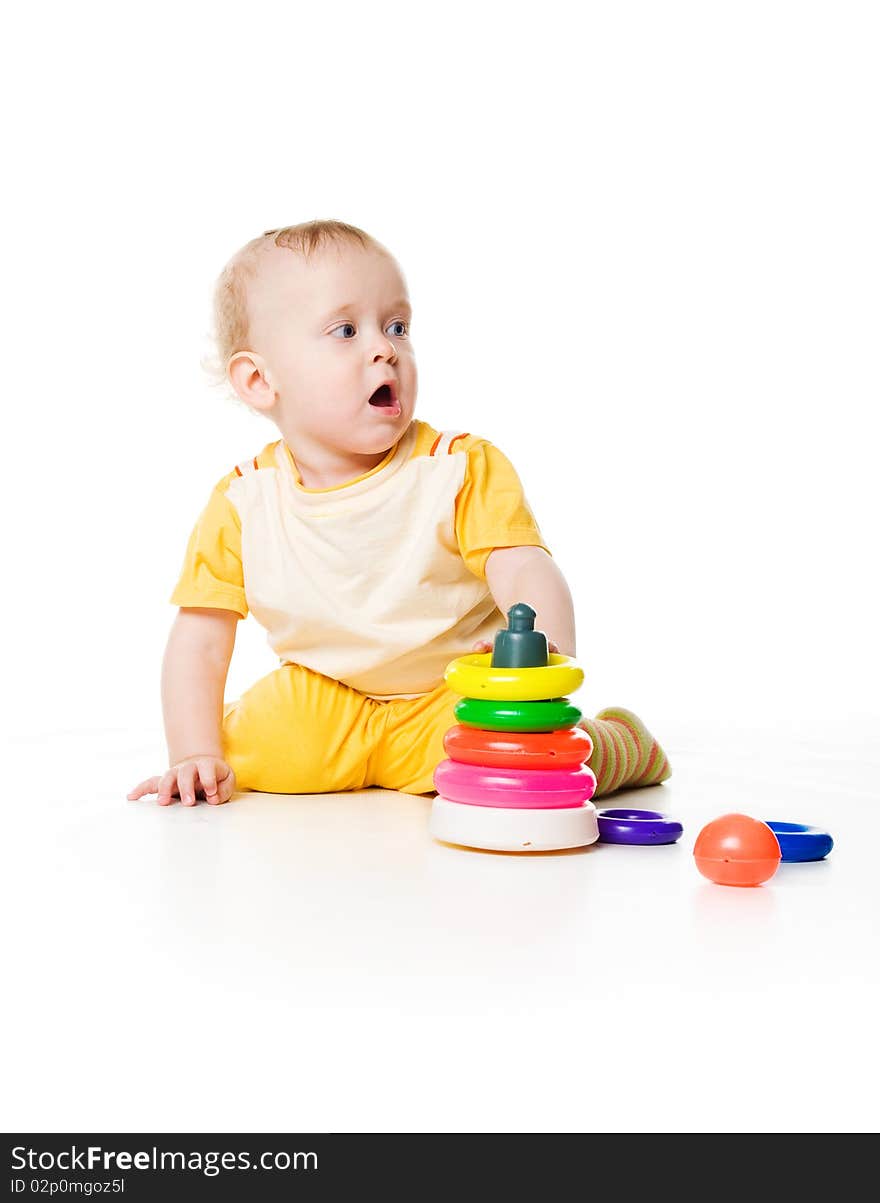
{"left": 222, "top": 663, "right": 460, "bottom": 796}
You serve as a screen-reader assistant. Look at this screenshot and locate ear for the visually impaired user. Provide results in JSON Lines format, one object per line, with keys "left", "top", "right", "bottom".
{"left": 227, "top": 351, "right": 277, "bottom": 413}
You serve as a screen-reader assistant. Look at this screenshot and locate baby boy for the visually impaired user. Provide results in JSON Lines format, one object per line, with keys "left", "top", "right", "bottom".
{"left": 128, "top": 220, "right": 671, "bottom": 807}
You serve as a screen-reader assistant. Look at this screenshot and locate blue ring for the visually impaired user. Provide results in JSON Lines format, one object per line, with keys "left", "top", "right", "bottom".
{"left": 596, "top": 807, "right": 683, "bottom": 846}
{"left": 764, "top": 821, "right": 833, "bottom": 862}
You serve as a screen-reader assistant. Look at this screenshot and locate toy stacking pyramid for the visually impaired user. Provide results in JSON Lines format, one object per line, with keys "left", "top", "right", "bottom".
{"left": 429, "top": 603, "right": 599, "bottom": 852}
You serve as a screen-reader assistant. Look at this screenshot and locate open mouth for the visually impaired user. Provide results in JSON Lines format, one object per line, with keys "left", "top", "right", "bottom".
{"left": 367, "top": 383, "right": 401, "bottom": 413}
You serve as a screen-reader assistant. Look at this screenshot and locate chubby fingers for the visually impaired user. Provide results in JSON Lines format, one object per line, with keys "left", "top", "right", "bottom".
{"left": 207, "top": 763, "right": 235, "bottom": 805}
{"left": 127, "top": 776, "right": 160, "bottom": 801}
{"left": 196, "top": 760, "right": 218, "bottom": 805}
{"left": 153, "top": 767, "right": 181, "bottom": 806}
{"left": 177, "top": 762, "right": 199, "bottom": 807}
{"left": 195, "top": 758, "right": 227, "bottom": 805}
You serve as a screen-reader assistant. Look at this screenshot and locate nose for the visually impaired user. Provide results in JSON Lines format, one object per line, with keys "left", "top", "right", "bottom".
{"left": 373, "top": 338, "right": 398, "bottom": 365}
{"left": 367, "top": 324, "right": 399, "bottom": 364}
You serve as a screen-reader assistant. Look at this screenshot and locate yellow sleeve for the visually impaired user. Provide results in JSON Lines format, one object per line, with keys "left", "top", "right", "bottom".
{"left": 168, "top": 480, "right": 248, "bottom": 618}
{"left": 454, "top": 439, "right": 552, "bottom": 580}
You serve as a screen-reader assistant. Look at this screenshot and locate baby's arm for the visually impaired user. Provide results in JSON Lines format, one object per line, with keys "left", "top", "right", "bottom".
{"left": 477, "top": 545, "right": 576, "bottom": 656}
{"left": 127, "top": 607, "right": 238, "bottom": 806}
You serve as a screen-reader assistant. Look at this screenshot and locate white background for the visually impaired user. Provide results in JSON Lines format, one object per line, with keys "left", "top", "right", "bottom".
{"left": 2, "top": 0, "right": 879, "bottom": 1136}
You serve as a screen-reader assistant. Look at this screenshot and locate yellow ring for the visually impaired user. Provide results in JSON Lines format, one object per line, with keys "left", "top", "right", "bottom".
{"left": 444, "top": 653, "right": 584, "bottom": 701}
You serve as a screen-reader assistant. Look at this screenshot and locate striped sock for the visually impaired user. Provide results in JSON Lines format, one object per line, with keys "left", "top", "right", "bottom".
{"left": 578, "top": 707, "right": 671, "bottom": 798}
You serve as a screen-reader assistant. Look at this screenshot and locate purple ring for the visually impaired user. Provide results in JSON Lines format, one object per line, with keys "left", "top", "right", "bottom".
{"left": 596, "top": 807, "right": 683, "bottom": 846}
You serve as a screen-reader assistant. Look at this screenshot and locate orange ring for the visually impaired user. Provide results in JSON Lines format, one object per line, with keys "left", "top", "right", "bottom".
{"left": 443, "top": 725, "right": 593, "bottom": 770}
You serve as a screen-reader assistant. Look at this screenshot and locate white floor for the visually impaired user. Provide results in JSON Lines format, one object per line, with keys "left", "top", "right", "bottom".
{"left": 3, "top": 715, "right": 878, "bottom": 1134}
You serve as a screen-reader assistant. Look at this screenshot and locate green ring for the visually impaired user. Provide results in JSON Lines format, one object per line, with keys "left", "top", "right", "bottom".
{"left": 453, "top": 696, "right": 583, "bottom": 732}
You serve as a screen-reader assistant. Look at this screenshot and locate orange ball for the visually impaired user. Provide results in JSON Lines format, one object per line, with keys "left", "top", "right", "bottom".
{"left": 693, "top": 813, "right": 782, "bottom": 887}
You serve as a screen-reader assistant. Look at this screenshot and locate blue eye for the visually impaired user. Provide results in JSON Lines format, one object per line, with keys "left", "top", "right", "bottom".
{"left": 330, "top": 319, "right": 409, "bottom": 339}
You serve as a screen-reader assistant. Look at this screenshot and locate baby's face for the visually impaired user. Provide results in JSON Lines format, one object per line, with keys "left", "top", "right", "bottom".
{"left": 243, "top": 242, "right": 417, "bottom": 458}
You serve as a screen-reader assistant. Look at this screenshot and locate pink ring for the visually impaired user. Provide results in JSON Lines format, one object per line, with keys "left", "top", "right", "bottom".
{"left": 433, "top": 760, "right": 597, "bottom": 809}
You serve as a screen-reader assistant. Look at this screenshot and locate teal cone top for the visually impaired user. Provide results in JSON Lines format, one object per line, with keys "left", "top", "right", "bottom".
{"left": 491, "top": 602, "right": 549, "bottom": 668}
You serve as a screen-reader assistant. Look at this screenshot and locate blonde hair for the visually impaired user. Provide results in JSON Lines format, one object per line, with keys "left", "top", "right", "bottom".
{"left": 202, "top": 218, "right": 388, "bottom": 392}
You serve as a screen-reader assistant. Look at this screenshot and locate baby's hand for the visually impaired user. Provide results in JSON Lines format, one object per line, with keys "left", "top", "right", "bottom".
{"left": 127, "top": 757, "right": 236, "bottom": 807}
{"left": 470, "top": 639, "right": 559, "bottom": 654}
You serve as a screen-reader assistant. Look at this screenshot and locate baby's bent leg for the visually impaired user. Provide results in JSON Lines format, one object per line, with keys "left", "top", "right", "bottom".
{"left": 222, "top": 664, "right": 384, "bottom": 793}
{"left": 579, "top": 707, "right": 671, "bottom": 797}
{"left": 365, "top": 684, "right": 672, "bottom": 800}
{"left": 373, "top": 683, "right": 460, "bottom": 795}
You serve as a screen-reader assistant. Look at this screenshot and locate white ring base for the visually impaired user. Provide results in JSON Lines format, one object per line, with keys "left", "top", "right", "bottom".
{"left": 429, "top": 795, "right": 600, "bottom": 852}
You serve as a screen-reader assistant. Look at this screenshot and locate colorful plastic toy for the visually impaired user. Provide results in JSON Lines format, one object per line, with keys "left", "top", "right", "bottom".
{"left": 596, "top": 807, "right": 683, "bottom": 845}
{"left": 444, "top": 653, "right": 584, "bottom": 701}
{"left": 453, "top": 696, "right": 583, "bottom": 732}
{"left": 764, "top": 821, "right": 834, "bottom": 863}
{"left": 434, "top": 761, "right": 597, "bottom": 808}
{"left": 443, "top": 725, "right": 593, "bottom": 770}
{"left": 489, "top": 601, "right": 550, "bottom": 667}
{"left": 430, "top": 797, "right": 598, "bottom": 852}
{"left": 693, "top": 813, "right": 782, "bottom": 886}
{"left": 429, "top": 603, "right": 599, "bottom": 852}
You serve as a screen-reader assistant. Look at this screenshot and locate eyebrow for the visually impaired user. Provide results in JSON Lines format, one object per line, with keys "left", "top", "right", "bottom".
{"left": 320, "top": 297, "right": 412, "bottom": 321}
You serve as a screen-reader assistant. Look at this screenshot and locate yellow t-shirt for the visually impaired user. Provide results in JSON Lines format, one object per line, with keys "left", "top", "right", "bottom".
{"left": 169, "top": 419, "right": 550, "bottom": 699}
